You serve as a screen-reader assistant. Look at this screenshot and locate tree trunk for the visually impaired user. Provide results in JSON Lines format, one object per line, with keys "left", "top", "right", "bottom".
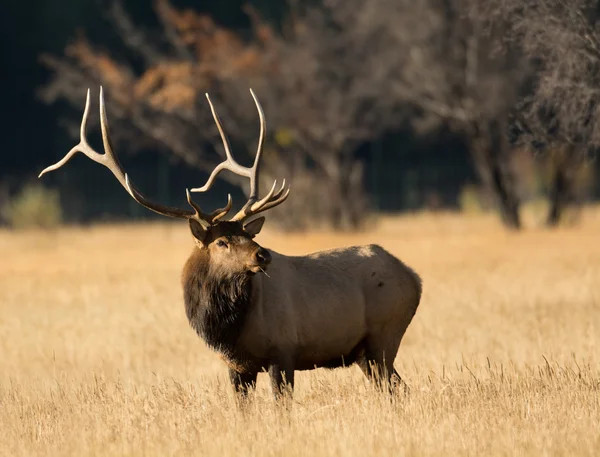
{"left": 489, "top": 157, "right": 521, "bottom": 229}
{"left": 546, "top": 165, "right": 567, "bottom": 227}
{"left": 545, "top": 147, "right": 577, "bottom": 228}
{"left": 327, "top": 158, "right": 368, "bottom": 231}
{"left": 264, "top": 154, "right": 368, "bottom": 231}
{"left": 470, "top": 120, "right": 521, "bottom": 230}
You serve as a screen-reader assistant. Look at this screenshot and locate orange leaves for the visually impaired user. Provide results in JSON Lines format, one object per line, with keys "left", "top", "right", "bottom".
{"left": 147, "top": 82, "right": 197, "bottom": 113}
{"left": 135, "top": 62, "right": 199, "bottom": 112}
{"left": 155, "top": 0, "right": 276, "bottom": 74}
{"left": 156, "top": 0, "right": 214, "bottom": 45}
{"left": 156, "top": 0, "right": 245, "bottom": 59}
{"left": 65, "top": 37, "right": 133, "bottom": 107}
{"left": 51, "top": 1, "right": 281, "bottom": 115}
{"left": 132, "top": 1, "right": 278, "bottom": 112}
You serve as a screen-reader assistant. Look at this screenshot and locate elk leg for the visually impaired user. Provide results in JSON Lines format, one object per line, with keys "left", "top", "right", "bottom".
{"left": 359, "top": 334, "right": 409, "bottom": 395}
{"left": 392, "top": 368, "right": 410, "bottom": 395}
{"left": 268, "top": 360, "right": 295, "bottom": 400}
{"left": 229, "top": 368, "right": 258, "bottom": 399}
{"left": 358, "top": 343, "right": 397, "bottom": 393}
{"left": 359, "top": 357, "right": 391, "bottom": 389}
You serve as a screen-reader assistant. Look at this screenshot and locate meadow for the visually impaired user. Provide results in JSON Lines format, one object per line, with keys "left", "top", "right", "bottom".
{"left": 0, "top": 209, "right": 598, "bottom": 456}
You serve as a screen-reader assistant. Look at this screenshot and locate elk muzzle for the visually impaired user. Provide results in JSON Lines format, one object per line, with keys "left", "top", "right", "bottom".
{"left": 248, "top": 247, "right": 271, "bottom": 273}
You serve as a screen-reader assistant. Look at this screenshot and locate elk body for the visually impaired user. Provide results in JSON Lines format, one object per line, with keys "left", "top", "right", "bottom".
{"left": 40, "top": 88, "right": 422, "bottom": 400}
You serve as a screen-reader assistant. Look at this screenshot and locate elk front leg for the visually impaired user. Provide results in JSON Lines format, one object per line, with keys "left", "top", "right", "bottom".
{"left": 268, "top": 359, "right": 295, "bottom": 400}
{"left": 229, "top": 368, "right": 257, "bottom": 402}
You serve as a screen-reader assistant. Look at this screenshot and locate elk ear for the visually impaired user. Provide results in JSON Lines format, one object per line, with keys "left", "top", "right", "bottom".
{"left": 189, "top": 219, "right": 207, "bottom": 243}
{"left": 244, "top": 217, "right": 265, "bottom": 237}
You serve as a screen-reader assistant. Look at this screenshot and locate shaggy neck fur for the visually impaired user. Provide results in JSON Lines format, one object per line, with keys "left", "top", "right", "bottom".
{"left": 182, "top": 248, "right": 254, "bottom": 364}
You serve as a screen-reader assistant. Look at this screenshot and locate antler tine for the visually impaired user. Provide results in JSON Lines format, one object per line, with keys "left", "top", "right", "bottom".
{"left": 231, "top": 182, "right": 291, "bottom": 222}
{"left": 248, "top": 88, "right": 266, "bottom": 201}
{"left": 39, "top": 87, "right": 133, "bottom": 196}
{"left": 189, "top": 93, "right": 252, "bottom": 194}
{"left": 98, "top": 88, "right": 195, "bottom": 220}
{"left": 267, "top": 179, "right": 288, "bottom": 202}
{"left": 255, "top": 186, "right": 291, "bottom": 213}
{"left": 184, "top": 190, "right": 233, "bottom": 225}
{"left": 250, "top": 180, "right": 279, "bottom": 212}
{"left": 190, "top": 89, "right": 265, "bottom": 202}
{"left": 190, "top": 88, "right": 291, "bottom": 223}
{"left": 232, "top": 88, "right": 267, "bottom": 216}
{"left": 210, "top": 193, "right": 233, "bottom": 222}
{"left": 248, "top": 179, "right": 286, "bottom": 213}
{"left": 39, "top": 87, "right": 235, "bottom": 224}
{"left": 39, "top": 89, "right": 102, "bottom": 179}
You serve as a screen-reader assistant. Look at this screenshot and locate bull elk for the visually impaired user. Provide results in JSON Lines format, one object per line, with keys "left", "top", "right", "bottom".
{"left": 39, "top": 88, "right": 422, "bottom": 400}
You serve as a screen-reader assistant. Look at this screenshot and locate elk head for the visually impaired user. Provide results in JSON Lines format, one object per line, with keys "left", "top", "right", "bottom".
{"left": 39, "top": 87, "right": 290, "bottom": 276}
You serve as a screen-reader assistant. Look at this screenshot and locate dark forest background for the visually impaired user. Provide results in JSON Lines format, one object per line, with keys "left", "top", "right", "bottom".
{"left": 2, "top": 0, "right": 600, "bottom": 230}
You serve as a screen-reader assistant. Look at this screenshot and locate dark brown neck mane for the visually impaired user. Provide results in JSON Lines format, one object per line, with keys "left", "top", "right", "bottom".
{"left": 182, "top": 249, "right": 254, "bottom": 365}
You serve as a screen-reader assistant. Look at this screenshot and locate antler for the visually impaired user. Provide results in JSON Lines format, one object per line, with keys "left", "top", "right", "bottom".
{"left": 39, "top": 87, "right": 231, "bottom": 226}
{"left": 190, "top": 89, "right": 290, "bottom": 223}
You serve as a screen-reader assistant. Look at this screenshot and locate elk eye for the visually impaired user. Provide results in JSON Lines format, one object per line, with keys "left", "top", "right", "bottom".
{"left": 216, "top": 240, "right": 228, "bottom": 248}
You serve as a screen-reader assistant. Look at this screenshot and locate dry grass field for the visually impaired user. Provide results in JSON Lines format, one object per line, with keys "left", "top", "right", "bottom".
{"left": 0, "top": 209, "right": 599, "bottom": 456}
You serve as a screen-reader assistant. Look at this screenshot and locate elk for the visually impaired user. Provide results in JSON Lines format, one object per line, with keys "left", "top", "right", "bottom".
{"left": 39, "top": 87, "right": 422, "bottom": 400}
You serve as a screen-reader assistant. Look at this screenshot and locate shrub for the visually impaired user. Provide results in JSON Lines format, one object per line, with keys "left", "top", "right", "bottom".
{"left": 2, "top": 183, "right": 63, "bottom": 229}
{"left": 458, "top": 184, "right": 487, "bottom": 214}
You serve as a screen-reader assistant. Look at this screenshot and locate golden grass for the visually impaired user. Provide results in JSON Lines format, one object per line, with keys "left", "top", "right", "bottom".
{"left": 1, "top": 209, "right": 599, "bottom": 456}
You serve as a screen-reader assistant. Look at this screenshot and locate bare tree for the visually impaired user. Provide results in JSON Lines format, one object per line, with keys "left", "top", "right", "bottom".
{"left": 500, "top": 0, "right": 600, "bottom": 226}
{"left": 40, "top": 0, "right": 410, "bottom": 230}
{"left": 334, "top": 0, "right": 529, "bottom": 228}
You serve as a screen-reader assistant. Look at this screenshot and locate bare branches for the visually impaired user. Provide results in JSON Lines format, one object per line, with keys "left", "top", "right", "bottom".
{"left": 361, "top": 0, "right": 528, "bottom": 228}
{"left": 41, "top": 0, "right": 413, "bottom": 229}
{"left": 505, "top": 0, "right": 600, "bottom": 150}
{"left": 494, "top": 0, "right": 600, "bottom": 226}
{"left": 43, "top": 0, "right": 600, "bottom": 229}
{"left": 154, "top": 0, "right": 196, "bottom": 62}
{"left": 105, "top": 1, "right": 162, "bottom": 65}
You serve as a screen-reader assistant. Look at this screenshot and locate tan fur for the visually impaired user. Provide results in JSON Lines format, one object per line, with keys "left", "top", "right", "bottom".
{"left": 238, "top": 244, "right": 422, "bottom": 371}
{"left": 181, "top": 222, "right": 422, "bottom": 397}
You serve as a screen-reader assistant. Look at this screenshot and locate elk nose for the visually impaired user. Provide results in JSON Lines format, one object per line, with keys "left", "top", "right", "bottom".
{"left": 254, "top": 248, "right": 271, "bottom": 266}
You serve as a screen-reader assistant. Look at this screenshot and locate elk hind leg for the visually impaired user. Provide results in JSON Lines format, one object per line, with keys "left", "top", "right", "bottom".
{"left": 358, "top": 355, "right": 392, "bottom": 392}
{"left": 391, "top": 368, "right": 410, "bottom": 395}
{"left": 358, "top": 338, "right": 403, "bottom": 394}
